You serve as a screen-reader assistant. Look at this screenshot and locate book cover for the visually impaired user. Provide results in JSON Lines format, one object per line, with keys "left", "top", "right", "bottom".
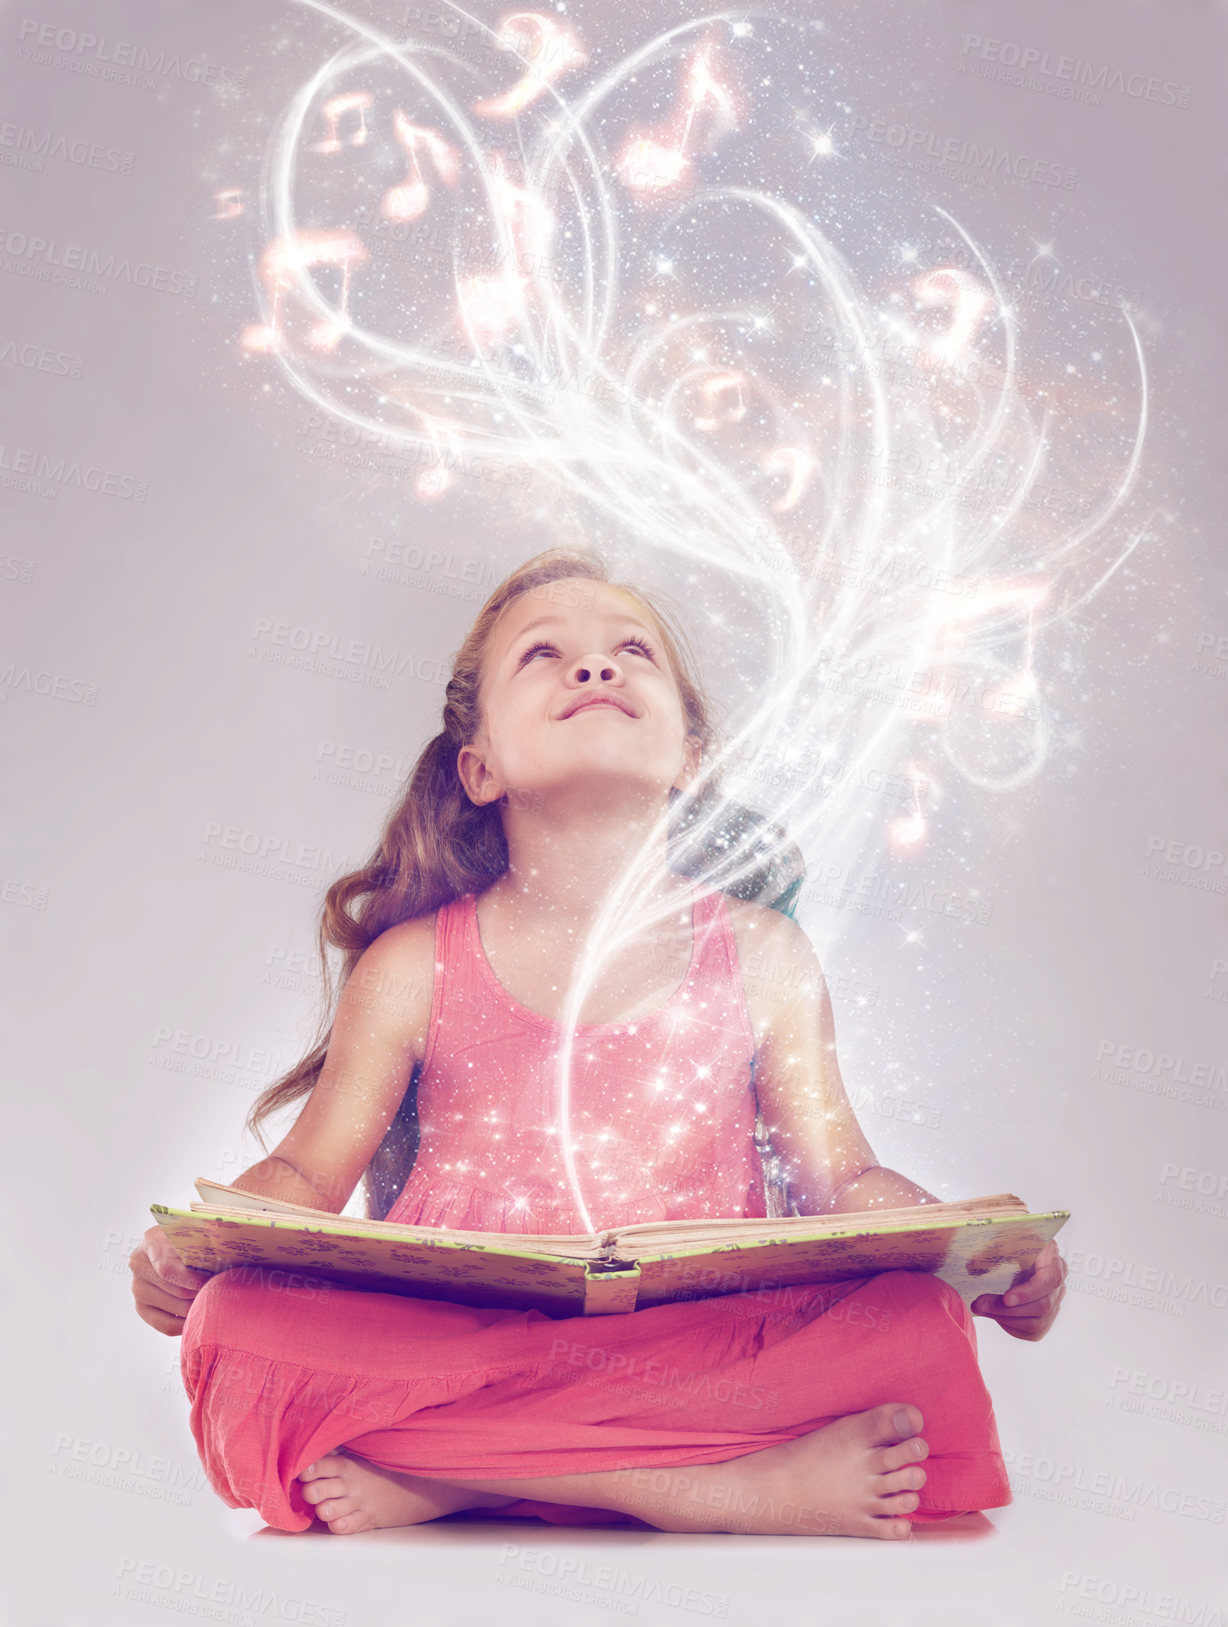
{"left": 151, "top": 1182, "right": 1070, "bottom": 1318}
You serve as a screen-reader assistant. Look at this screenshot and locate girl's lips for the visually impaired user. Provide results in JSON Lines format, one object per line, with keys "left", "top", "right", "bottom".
{"left": 561, "top": 696, "right": 635, "bottom": 718}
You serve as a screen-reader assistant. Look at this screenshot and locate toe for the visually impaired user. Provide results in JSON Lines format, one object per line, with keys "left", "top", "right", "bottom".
{"left": 863, "top": 1402, "right": 924, "bottom": 1447}
{"left": 879, "top": 1490, "right": 921, "bottom": 1514}
{"left": 299, "top": 1453, "right": 346, "bottom": 1483}
{"left": 300, "top": 1477, "right": 345, "bottom": 1507}
{"left": 876, "top": 1436, "right": 928, "bottom": 1473}
{"left": 872, "top": 1516, "right": 914, "bottom": 1540}
{"left": 326, "top": 1509, "right": 374, "bottom": 1536}
{"left": 878, "top": 1467, "right": 927, "bottom": 1496}
{"left": 314, "top": 1495, "right": 358, "bottom": 1523}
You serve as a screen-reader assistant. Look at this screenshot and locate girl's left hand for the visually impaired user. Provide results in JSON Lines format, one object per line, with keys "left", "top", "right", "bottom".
{"left": 971, "top": 1240, "right": 1068, "bottom": 1341}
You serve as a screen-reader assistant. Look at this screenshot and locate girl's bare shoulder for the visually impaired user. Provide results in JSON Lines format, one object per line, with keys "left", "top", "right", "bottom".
{"left": 342, "top": 907, "right": 441, "bottom": 1060}
{"left": 722, "top": 894, "right": 819, "bottom": 970}
{"left": 721, "top": 895, "right": 825, "bottom": 1035}
{"left": 363, "top": 909, "right": 439, "bottom": 976}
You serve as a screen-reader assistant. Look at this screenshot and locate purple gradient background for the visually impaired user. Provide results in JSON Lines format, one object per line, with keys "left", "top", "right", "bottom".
{"left": 3, "top": 1, "right": 1225, "bottom": 1621}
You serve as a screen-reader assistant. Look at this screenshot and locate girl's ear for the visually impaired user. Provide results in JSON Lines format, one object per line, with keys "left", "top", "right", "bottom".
{"left": 456, "top": 741, "right": 506, "bottom": 807}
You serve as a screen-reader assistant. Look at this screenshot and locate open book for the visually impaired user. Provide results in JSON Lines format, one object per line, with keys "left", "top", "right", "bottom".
{"left": 150, "top": 1179, "right": 1070, "bottom": 1318}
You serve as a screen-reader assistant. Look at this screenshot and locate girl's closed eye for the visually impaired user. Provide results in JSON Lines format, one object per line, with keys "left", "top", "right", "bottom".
{"left": 619, "top": 635, "right": 656, "bottom": 659}
{"left": 517, "top": 636, "right": 656, "bottom": 665}
{"left": 519, "top": 640, "right": 558, "bottom": 663}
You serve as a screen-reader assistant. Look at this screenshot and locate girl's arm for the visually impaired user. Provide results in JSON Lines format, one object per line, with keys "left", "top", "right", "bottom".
{"left": 730, "top": 902, "right": 938, "bottom": 1215}
{"left": 131, "top": 914, "right": 436, "bottom": 1335}
{"left": 730, "top": 900, "right": 1067, "bottom": 1339}
{"left": 229, "top": 914, "right": 436, "bottom": 1215}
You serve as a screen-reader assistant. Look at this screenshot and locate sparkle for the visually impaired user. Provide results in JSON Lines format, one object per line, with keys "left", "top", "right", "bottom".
{"left": 229, "top": 11, "right": 1149, "bottom": 1246}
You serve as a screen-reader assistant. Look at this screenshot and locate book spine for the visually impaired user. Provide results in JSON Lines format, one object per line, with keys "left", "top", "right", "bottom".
{"left": 582, "top": 1263, "right": 641, "bottom": 1315}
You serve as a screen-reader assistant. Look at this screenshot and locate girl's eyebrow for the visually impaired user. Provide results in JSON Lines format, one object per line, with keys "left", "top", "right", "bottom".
{"left": 504, "top": 615, "right": 657, "bottom": 667}
{"left": 507, "top": 613, "right": 656, "bottom": 650}
{"left": 513, "top": 615, "right": 565, "bottom": 641}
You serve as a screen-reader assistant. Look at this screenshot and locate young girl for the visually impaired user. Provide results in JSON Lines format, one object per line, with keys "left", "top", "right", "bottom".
{"left": 130, "top": 546, "right": 1066, "bottom": 1540}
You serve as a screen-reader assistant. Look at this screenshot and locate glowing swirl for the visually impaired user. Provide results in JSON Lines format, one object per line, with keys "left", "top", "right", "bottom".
{"left": 218, "top": 3, "right": 1151, "bottom": 1230}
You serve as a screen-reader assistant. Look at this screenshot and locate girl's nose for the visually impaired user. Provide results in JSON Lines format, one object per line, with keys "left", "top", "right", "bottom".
{"left": 568, "top": 654, "right": 624, "bottom": 685}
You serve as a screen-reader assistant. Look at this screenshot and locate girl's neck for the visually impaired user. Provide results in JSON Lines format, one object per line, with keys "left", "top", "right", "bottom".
{"left": 488, "top": 798, "right": 688, "bottom": 930}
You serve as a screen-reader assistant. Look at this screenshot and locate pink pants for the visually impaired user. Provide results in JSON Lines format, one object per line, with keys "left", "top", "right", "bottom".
{"left": 179, "top": 1266, "right": 1010, "bottom": 1532}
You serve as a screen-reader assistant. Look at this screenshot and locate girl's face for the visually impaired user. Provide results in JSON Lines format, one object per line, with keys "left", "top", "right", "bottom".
{"left": 458, "top": 578, "right": 700, "bottom": 812}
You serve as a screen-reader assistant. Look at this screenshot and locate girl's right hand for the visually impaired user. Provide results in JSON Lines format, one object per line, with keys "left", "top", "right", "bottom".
{"left": 129, "top": 1225, "right": 215, "bottom": 1336}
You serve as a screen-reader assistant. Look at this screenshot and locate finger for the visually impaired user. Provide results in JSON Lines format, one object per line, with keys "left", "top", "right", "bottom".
{"left": 140, "top": 1307, "right": 189, "bottom": 1337}
{"left": 1002, "top": 1286, "right": 1064, "bottom": 1315}
{"left": 1014, "top": 1242, "right": 1061, "bottom": 1281}
{"left": 162, "top": 1270, "right": 213, "bottom": 1297}
{"left": 1005, "top": 1253, "right": 1067, "bottom": 1303}
{"left": 134, "top": 1291, "right": 191, "bottom": 1326}
{"left": 130, "top": 1261, "right": 199, "bottom": 1301}
{"left": 133, "top": 1279, "right": 200, "bottom": 1318}
{"left": 1003, "top": 1272, "right": 1061, "bottom": 1308}
{"left": 140, "top": 1227, "right": 215, "bottom": 1276}
{"left": 131, "top": 1249, "right": 213, "bottom": 1295}
{"left": 974, "top": 1290, "right": 1060, "bottom": 1325}
{"left": 997, "top": 1303, "right": 1062, "bottom": 1332}
{"left": 150, "top": 1249, "right": 215, "bottom": 1291}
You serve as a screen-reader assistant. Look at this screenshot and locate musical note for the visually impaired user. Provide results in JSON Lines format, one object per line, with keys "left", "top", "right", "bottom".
{"left": 762, "top": 446, "right": 817, "bottom": 512}
{"left": 240, "top": 230, "right": 369, "bottom": 354}
{"left": 381, "top": 113, "right": 460, "bottom": 222}
{"left": 936, "top": 578, "right": 1051, "bottom": 718}
{"left": 458, "top": 151, "right": 554, "bottom": 342}
{"left": 914, "top": 268, "right": 992, "bottom": 369}
{"left": 458, "top": 267, "right": 527, "bottom": 344}
{"left": 617, "top": 43, "right": 739, "bottom": 194}
{"left": 890, "top": 763, "right": 934, "bottom": 851}
{"left": 213, "top": 188, "right": 245, "bottom": 220}
{"left": 411, "top": 409, "right": 464, "bottom": 500}
{"left": 978, "top": 582, "right": 1048, "bottom": 715}
{"left": 473, "top": 13, "right": 587, "bottom": 118}
{"left": 312, "top": 91, "right": 372, "bottom": 154}
{"left": 693, "top": 372, "right": 747, "bottom": 432}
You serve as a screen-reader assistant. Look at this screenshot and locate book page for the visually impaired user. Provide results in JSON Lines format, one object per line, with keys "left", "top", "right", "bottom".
{"left": 627, "top": 1210, "right": 1070, "bottom": 1309}
{"left": 603, "top": 1194, "right": 1030, "bottom": 1256}
{"left": 190, "top": 1181, "right": 1034, "bottom": 1264}
{"left": 191, "top": 1179, "right": 605, "bottom": 1257}
{"left": 194, "top": 1179, "right": 331, "bottom": 1216}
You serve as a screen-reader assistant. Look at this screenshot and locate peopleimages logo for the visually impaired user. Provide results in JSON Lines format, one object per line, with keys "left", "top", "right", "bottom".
{"left": 0, "top": 226, "right": 197, "bottom": 296}
{"left": 849, "top": 113, "right": 1077, "bottom": 189}
{"left": 16, "top": 19, "right": 246, "bottom": 90}
{"left": 1002, "top": 1449, "right": 1226, "bottom": 1524}
{"left": 0, "top": 442, "right": 148, "bottom": 500}
{"left": 1065, "top": 1247, "right": 1228, "bottom": 1311}
{"left": 959, "top": 33, "right": 1192, "bottom": 108}
{"left": 249, "top": 616, "right": 450, "bottom": 690}
{"left": 113, "top": 1558, "right": 348, "bottom": 1627}
{"left": 0, "top": 121, "right": 134, "bottom": 174}
{"left": 1058, "top": 1572, "right": 1223, "bottom": 1624}
{"left": 0, "top": 337, "right": 83, "bottom": 378}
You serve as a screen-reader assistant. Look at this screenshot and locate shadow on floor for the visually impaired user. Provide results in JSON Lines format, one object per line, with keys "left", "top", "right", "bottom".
{"left": 251, "top": 1510, "right": 997, "bottom": 1544}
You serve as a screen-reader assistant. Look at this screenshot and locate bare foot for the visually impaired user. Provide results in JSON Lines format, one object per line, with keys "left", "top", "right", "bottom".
{"left": 605, "top": 1402, "right": 930, "bottom": 1539}
{"left": 298, "top": 1452, "right": 516, "bottom": 1535}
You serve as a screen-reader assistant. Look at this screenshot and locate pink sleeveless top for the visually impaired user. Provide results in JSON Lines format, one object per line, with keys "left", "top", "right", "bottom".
{"left": 383, "top": 882, "right": 767, "bottom": 1236}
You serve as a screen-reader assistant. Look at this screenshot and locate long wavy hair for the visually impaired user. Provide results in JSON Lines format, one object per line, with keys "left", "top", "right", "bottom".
{"left": 246, "top": 545, "right": 804, "bottom": 1218}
